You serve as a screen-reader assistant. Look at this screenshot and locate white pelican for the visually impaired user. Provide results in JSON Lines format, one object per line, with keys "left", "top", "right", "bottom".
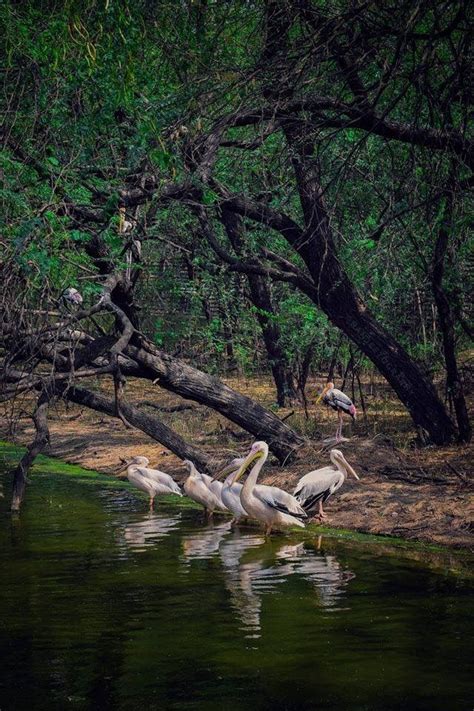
{"left": 214, "top": 457, "right": 247, "bottom": 524}
{"left": 231, "top": 442, "right": 307, "bottom": 536}
{"left": 199, "top": 472, "right": 228, "bottom": 512}
{"left": 183, "top": 460, "right": 227, "bottom": 518}
{"left": 117, "top": 455, "right": 182, "bottom": 509}
{"left": 293, "top": 449, "right": 359, "bottom": 520}
{"left": 316, "top": 382, "right": 357, "bottom": 441}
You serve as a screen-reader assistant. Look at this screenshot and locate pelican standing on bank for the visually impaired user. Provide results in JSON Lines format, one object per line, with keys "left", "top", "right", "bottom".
{"left": 231, "top": 442, "right": 307, "bottom": 535}
{"left": 183, "top": 460, "right": 227, "bottom": 518}
{"left": 117, "top": 456, "right": 183, "bottom": 509}
{"left": 316, "top": 382, "right": 357, "bottom": 441}
{"left": 293, "top": 449, "right": 359, "bottom": 520}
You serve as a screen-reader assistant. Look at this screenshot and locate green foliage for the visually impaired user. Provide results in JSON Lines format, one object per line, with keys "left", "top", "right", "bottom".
{"left": 1, "top": 0, "right": 471, "bottom": 384}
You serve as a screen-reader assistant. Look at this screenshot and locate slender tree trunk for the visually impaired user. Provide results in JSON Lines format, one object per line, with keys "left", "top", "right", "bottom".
{"left": 430, "top": 198, "right": 471, "bottom": 442}
{"left": 247, "top": 274, "right": 295, "bottom": 406}
{"left": 327, "top": 335, "right": 342, "bottom": 382}
{"left": 11, "top": 392, "right": 50, "bottom": 512}
{"left": 220, "top": 208, "right": 297, "bottom": 406}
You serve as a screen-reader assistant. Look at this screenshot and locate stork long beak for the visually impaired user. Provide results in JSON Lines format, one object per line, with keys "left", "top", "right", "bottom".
{"left": 315, "top": 383, "right": 330, "bottom": 404}
{"left": 231, "top": 450, "right": 263, "bottom": 485}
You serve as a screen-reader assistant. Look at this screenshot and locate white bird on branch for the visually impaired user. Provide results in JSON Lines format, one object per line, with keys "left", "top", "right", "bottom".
{"left": 60, "top": 287, "right": 83, "bottom": 308}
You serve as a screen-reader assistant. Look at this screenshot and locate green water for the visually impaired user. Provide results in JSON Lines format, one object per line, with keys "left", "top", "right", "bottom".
{"left": 0, "top": 462, "right": 472, "bottom": 711}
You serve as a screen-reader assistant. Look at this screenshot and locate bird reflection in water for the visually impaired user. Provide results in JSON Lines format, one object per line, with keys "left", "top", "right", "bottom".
{"left": 219, "top": 534, "right": 355, "bottom": 638}
{"left": 219, "top": 530, "right": 267, "bottom": 638}
{"left": 122, "top": 513, "right": 181, "bottom": 552}
{"left": 181, "top": 520, "right": 233, "bottom": 562}
{"left": 273, "top": 541, "right": 355, "bottom": 608}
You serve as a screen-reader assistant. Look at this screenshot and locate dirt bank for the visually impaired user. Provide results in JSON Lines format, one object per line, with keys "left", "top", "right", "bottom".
{"left": 1, "top": 376, "right": 472, "bottom": 550}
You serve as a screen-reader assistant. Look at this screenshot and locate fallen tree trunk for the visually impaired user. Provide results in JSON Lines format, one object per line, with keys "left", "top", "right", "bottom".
{"left": 63, "top": 385, "right": 214, "bottom": 473}
{"left": 125, "top": 340, "right": 305, "bottom": 462}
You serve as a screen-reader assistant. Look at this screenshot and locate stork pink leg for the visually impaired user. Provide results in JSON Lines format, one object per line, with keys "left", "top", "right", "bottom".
{"left": 335, "top": 410, "right": 343, "bottom": 442}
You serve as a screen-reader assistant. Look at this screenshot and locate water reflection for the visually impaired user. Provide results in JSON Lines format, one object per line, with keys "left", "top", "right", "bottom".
{"left": 219, "top": 535, "right": 354, "bottom": 637}
{"left": 181, "top": 520, "right": 233, "bottom": 562}
{"left": 178, "top": 518, "right": 355, "bottom": 638}
{"left": 121, "top": 512, "right": 181, "bottom": 552}
{"left": 219, "top": 530, "right": 266, "bottom": 637}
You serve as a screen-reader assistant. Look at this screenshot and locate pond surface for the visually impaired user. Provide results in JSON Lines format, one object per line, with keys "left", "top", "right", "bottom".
{"left": 0, "top": 465, "right": 472, "bottom": 711}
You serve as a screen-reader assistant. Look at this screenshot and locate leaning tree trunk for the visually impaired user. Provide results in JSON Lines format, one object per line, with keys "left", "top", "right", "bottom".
{"left": 63, "top": 385, "right": 214, "bottom": 472}
{"left": 278, "top": 122, "right": 456, "bottom": 444}
{"left": 125, "top": 339, "right": 305, "bottom": 461}
{"left": 11, "top": 392, "right": 50, "bottom": 512}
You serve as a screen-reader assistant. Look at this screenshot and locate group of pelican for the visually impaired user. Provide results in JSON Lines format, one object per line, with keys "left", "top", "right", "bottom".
{"left": 117, "top": 440, "right": 359, "bottom": 536}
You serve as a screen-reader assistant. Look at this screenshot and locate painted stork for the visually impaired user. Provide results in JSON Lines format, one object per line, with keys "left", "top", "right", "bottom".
{"left": 60, "top": 287, "right": 83, "bottom": 307}
{"left": 316, "top": 381, "right": 357, "bottom": 441}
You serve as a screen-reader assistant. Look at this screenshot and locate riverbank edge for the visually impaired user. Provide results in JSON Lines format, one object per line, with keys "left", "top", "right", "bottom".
{"left": 1, "top": 440, "right": 472, "bottom": 578}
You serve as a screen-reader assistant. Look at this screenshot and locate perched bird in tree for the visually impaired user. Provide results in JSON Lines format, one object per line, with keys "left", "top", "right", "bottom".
{"left": 293, "top": 449, "right": 359, "bottom": 521}
{"left": 117, "top": 455, "right": 182, "bottom": 510}
{"left": 230, "top": 441, "right": 307, "bottom": 536}
{"left": 316, "top": 381, "right": 357, "bottom": 441}
{"left": 60, "top": 287, "right": 83, "bottom": 307}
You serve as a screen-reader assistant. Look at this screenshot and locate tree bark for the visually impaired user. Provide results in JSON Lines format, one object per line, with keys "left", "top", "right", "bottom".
{"left": 272, "top": 121, "right": 456, "bottom": 444}
{"left": 430, "top": 198, "right": 471, "bottom": 442}
{"left": 220, "top": 208, "right": 297, "bottom": 406}
{"left": 11, "top": 392, "right": 50, "bottom": 512}
{"left": 125, "top": 340, "right": 305, "bottom": 461}
{"left": 63, "top": 385, "right": 214, "bottom": 472}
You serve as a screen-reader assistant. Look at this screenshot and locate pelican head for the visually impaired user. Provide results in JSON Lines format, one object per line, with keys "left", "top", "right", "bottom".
{"left": 129, "top": 456, "right": 150, "bottom": 467}
{"left": 231, "top": 441, "right": 268, "bottom": 485}
{"left": 115, "top": 455, "right": 150, "bottom": 477}
{"left": 316, "top": 381, "right": 334, "bottom": 404}
{"left": 183, "top": 459, "right": 197, "bottom": 475}
{"left": 329, "top": 449, "right": 359, "bottom": 480}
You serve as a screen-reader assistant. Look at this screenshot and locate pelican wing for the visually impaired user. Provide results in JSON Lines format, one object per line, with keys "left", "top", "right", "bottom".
{"left": 222, "top": 483, "right": 246, "bottom": 518}
{"left": 199, "top": 472, "right": 227, "bottom": 510}
{"left": 135, "top": 467, "right": 182, "bottom": 496}
{"left": 184, "top": 476, "right": 222, "bottom": 510}
{"left": 254, "top": 485, "right": 307, "bottom": 520}
{"left": 294, "top": 469, "right": 342, "bottom": 511}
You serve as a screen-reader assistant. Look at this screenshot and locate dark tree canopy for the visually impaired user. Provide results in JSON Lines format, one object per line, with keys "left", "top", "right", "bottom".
{"left": 1, "top": 0, "right": 472, "bottom": 508}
